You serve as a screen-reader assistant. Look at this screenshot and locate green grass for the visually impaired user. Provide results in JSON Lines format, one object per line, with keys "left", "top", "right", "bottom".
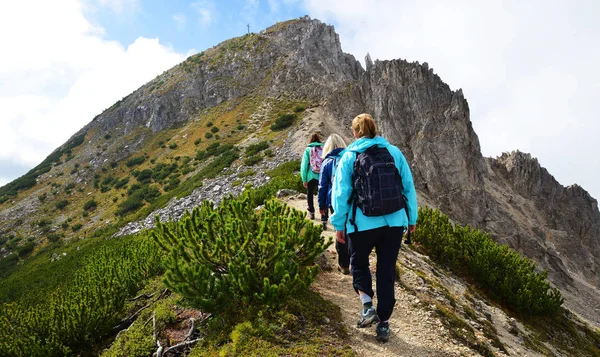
{"left": 188, "top": 290, "right": 354, "bottom": 357}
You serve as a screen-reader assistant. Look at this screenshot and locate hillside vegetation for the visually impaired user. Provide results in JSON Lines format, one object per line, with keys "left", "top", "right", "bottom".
{"left": 1, "top": 17, "right": 600, "bottom": 356}
{"left": 2, "top": 162, "right": 599, "bottom": 355}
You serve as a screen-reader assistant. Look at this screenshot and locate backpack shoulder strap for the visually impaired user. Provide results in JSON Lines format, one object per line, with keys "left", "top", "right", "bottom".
{"left": 347, "top": 149, "right": 361, "bottom": 232}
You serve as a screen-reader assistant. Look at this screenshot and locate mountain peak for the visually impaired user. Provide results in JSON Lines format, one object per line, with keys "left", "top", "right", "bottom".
{"left": 1, "top": 16, "right": 600, "bottom": 334}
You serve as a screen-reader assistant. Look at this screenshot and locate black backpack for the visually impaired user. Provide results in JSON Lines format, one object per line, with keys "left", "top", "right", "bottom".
{"left": 348, "top": 145, "right": 406, "bottom": 231}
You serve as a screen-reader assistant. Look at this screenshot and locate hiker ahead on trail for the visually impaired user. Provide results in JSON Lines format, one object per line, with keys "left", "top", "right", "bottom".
{"left": 300, "top": 133, "right": 324, "bottom": 221}
{"left": 317, "top": 134, "right": 349, "bottom": 274}
{"left": 330, "top": 113, "right": 418, "bottom": 343}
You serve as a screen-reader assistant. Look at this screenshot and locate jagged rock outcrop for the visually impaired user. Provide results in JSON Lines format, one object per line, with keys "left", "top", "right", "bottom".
{"left": 2, "top": 16, "right": 600, "bottom": 327}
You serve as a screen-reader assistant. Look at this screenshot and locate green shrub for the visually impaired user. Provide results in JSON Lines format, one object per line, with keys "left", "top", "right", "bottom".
{"left": 270, "top": 113, "right": 296, "bottom": 131}
{"left": 71, "top": 223, "right": 83, "bottom": 232}
{"left": 101, "top": 177, "right": 116, "bottom": 186}
{"left": 126, "top": 156, "right": 146, "bottom": 167}
{"left": 55, "top": 200, "right": 69, "bottom": 210}
{"left": 293, "top": 104, "right": 306, "bottom": 112}
{"left": 134, "top": 169, "right": 153, "bottom": 183}
{"left": 64, "top": 183, "right": 75, "bottom": 193}
{"left": 168, "top": 143, "right": 178, "bottom": 149}
{"left": 35, "top": 219, "right": 51, "bottom": 228}
{"left": 47, "top": 233, "right": 62, "bottom": 243}
{"left": 196, "top": 147, "right": 239, "bottom": 179}
{"left": 83, "top": 199, "right": 97, "bottom": 211}
{"left": 245, "top": 141, "right": 269, "bottom": 157}
{"left": 17, "top": 242, "right": 35, "bottom": 258}
{"left": 244, "top": 155, "right": 262, "bottom": 166}
{"left": 204, "top": 132, "right": 213, "bottom": 139}
{"left": 206, "top": 121, "right": 213, "bottom": 127}
{"left": 195, "top": 150, "right": 207, "bottom": 161}
{"left": 38, "top": 193, "right": 47, "bottom": 203}
{"left": 412, "top": 207, "right": 563, "bottom": 315}
{"left": 116, "top": 185, "right": 161, "bottom": 216}
{"left": 264, "top": 149, "right": 274, "bottom": 157}
{"left": 194, "top": 138, "right": 201, "bottom": 145}
{"left": 151, "top": 163, "right": 178, "bottom": 182}
{"left": 153, "top": 197, "right": 328, "bottom": 315}
{"left": 236, "top": 124, "right": 246, "bottom": 130}
{"left": 114, "top": 177, "right": 130, "bottom": 189}
{"left": 210, "top": 126, "right": 220, "bottom": 133}
{"left": 238, "top": 169, "right": 255, "bottom": 178}
{"left": 163, "top": 177, "right": 180, "bottom": 192}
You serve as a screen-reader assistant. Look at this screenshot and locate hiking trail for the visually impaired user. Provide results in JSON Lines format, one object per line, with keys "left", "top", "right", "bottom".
{"left": 282, "top": 194, "right": 537, "bottom": 357}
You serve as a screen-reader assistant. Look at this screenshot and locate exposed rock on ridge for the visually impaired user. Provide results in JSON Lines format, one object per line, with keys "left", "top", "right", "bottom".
{"left": 109, "top": 16, "right": 600, "bottom": 326}
{"left": 2, "top": 16, "right": 600, "bottom": 327}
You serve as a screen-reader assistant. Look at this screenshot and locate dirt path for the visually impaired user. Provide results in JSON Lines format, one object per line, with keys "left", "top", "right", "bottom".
{"left": 283, "top": 194, "right": 483, "bottom": 357}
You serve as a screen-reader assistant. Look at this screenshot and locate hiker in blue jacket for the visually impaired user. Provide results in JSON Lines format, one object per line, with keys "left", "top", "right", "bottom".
{"left": 330, "top": 113, "right": 418, "bottom": 342}
{"left": 300, "top": 133, "right": 324, "bottom": 220}
{"left": 317, "top": 133, "right": 348, "bottom": 273}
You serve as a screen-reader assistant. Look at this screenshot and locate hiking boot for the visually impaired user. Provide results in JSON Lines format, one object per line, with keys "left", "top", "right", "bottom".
{"left": 357, "top": 306, "right": 379, "bottom": 328}
{"left": 337, "top": 266, "right": 350, "bottom": 275}
{"left": 322, "top": 222, "right": 328, "bottom": 231}
{"left": 309, "top": 212, "right": 315, "bottom": 220}
{"left": 376, "top": 322, "right": 390, "bottom": 342}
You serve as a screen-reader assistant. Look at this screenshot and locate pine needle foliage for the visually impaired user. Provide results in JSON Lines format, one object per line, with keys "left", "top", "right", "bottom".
{"left": 412, "top": 206, "right": 564, "bottom": 315}
{"left": 0, "top": 233, "right": 163, "bottom": 356}
{"left": 153, "top": 196, "right": 328, "bottom": 314}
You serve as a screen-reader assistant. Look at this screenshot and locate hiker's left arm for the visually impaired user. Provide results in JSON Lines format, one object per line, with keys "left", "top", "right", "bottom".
{"left": 330, "top": 151, "right": 353, "bottom": 231}
{"left": 394, "top": 148, "right": 418, "bottom": 225}
{"left": 317, "top": 160, "right": 330, "bottom": 210}
{"left": 300, "top": 147, "right": 309, "bottom": 184}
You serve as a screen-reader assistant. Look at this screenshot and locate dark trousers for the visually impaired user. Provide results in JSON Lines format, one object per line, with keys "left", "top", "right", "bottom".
{"left": 306, "top": 179, "right": 319, "bottom": 213}
{"left": 329, "top": 207, "right": 349, "bottom": 269}
{"left": 348, "top": 226, "right": 404, "bottom": 322}
{"left": 336, "top": 239, "right": 350, "bottom": 269}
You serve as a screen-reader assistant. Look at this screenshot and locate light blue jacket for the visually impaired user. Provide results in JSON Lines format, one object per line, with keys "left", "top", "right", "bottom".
{"left": 330, "top": 136, "right": 418, "bottom": 234}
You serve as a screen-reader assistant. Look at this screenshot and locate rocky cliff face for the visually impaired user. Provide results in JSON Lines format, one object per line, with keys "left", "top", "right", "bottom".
{"left": 2, "top": 16, "right": 600, "bottom": 326}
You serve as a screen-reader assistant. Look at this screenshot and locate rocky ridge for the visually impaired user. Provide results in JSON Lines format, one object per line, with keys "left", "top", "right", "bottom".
{"left": 2, "top": 15, "right": 600, "bottom": 332}
{"left": 74, "top": 16, "right": 600, "bottom": 327}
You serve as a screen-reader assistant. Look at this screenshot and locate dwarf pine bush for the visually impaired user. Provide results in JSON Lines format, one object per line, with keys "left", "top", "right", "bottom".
{"left": 412, "top": 207, "right": 563, "bottom": 315}
{"left": 153, "top": 196, "right": 328, "bottom": 315}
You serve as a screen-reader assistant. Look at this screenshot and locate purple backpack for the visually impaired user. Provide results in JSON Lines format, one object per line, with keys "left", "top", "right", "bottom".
{"left": 309, "top": 146, "right": 323, "bottom": 173}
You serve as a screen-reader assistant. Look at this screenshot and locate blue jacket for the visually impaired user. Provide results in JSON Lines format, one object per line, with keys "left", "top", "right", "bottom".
{"left": 331, "top": 136, "right": 418, "bottom": 234}
{"left": 318, "top": 148, "right": 345, "bottom": 210}
{"left": 300, "top": 142, "right": 324, "bottom": 183}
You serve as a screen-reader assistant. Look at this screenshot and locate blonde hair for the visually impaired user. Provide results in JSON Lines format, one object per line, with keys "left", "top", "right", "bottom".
{"left": 351, "top": 113, "right": 377, "bottom": 139}
{"left": 322, "top": 134, "right": 347, "bottom": 158}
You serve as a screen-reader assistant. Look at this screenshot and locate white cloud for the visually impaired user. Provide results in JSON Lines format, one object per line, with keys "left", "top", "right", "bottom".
{"left": 305, "top": 0, "right": 600, "bottom": 200}
{"left": 191, "top": 1, "right": 215, "bottom": 27}
{"left": 0, "top": 1, "right": 185, "bottom": 176}
{"left": 94, "top": 0, "right": 140, "bottom": 14}
{"left": 173, "top": 13, "right": 187, "bottom": 31}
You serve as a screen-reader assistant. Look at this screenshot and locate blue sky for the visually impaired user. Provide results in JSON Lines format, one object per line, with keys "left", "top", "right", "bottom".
{"left": 1, "top": 0, "right": 599, "bottom": 201}
{"left": 86, "top": 0, "right": 306, "bottom": 54}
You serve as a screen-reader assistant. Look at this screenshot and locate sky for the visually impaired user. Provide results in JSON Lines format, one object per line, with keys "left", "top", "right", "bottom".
{"left": 1, "top": 0, "right": 599, "bottom": 201}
